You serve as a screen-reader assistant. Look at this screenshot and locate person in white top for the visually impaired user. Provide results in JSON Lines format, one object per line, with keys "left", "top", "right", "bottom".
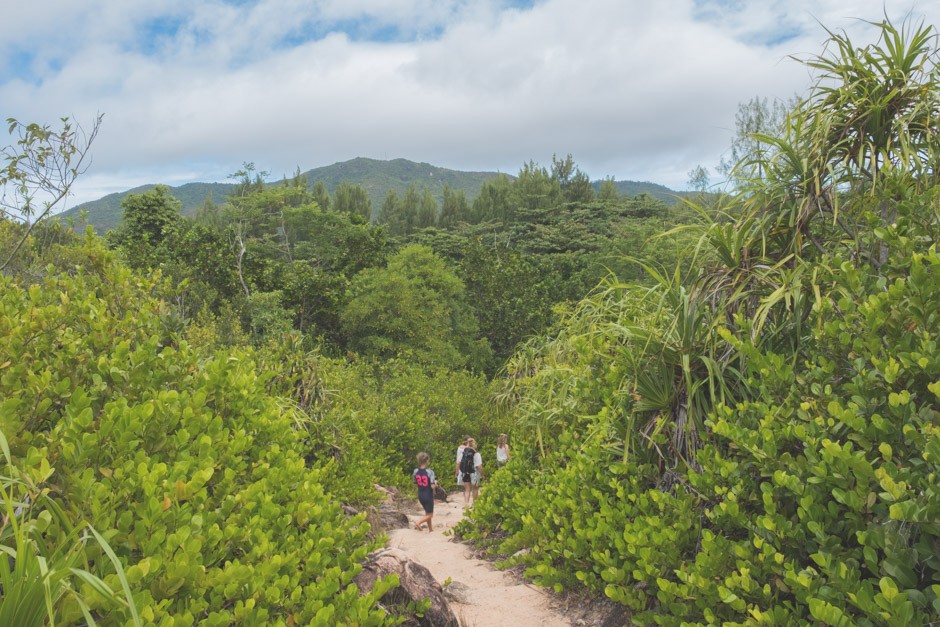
{"left": 458, "top": 437, "right": 483, "bottom": 507}
{"left": 496, "top": 433, "right": 510, "bottom": 468}
{"left": 455, "top": 436, "right": 470, "bottom": 486}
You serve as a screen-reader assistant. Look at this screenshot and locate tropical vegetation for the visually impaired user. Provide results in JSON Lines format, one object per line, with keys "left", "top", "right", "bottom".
{"left": 456, "top": 16, "right": 940, "bottom": 625}
{"left": 0, "top": 13, "right": 937, "bottom": 626}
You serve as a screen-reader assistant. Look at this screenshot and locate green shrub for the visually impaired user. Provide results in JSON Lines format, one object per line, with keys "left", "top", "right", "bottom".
{"left": 0, "top": 242, "right": 397, "bottom": 624}
{"left": 315, "top": 358, "right": 510, "bottom": 492}
{"left": 683, "top": 240, "right": 940, "bottom": 624}
{"left": 459, "top": 17, "right": 940, "bottom": 625}
{"left": 0, "top": 431, "right": 140, "bottom": 626}
{"left": 458, "top": 206, "right": 939, "bottom": 625}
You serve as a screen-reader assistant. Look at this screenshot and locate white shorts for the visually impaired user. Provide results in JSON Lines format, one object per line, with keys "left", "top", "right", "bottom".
{"left": 460, "top": 472, "right": 481, "bottom": 487}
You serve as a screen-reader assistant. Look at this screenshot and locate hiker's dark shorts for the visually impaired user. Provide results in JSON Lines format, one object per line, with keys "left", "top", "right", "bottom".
{"left": 418, "top": 493, "right": 434, "bottom": 514}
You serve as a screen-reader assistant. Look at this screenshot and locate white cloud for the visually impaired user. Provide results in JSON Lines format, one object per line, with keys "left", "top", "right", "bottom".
{"left": 1, "top": 0, "right": 937, "bottom": 205}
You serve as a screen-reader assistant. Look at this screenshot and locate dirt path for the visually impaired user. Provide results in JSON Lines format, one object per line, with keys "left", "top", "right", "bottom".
{"left": 388, "top": 497, "right": 572, "bottom": 627}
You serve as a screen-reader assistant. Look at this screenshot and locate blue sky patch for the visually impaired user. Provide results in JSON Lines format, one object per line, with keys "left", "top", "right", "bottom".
{"left": 3, "top": 49, "right": 35, "bottom": 82}
{"left": 691, "top": 0, "right": 803, "bottom": 47}
{"left": 761, "top": 26, "right": 803, "bottom": 47}
{"left": 1, "top": 48, "right": 69, "bottom": 86}
{"left": 133, "top": 15, "right": 187, "bottom": 56}
{"left": 103, "top": 2, "right": 543, "bottom": 64}
{"left": 279, "top": 15, "right": 447, "bottom": 48}
{"left": 504, "top": 0, "right": 538, "bottom": 9}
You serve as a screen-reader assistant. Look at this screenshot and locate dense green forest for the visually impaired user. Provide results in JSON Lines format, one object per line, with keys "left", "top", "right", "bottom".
{"left": 0, "top": 15, "right": 938, "bottom": 626}
{"left": 59, "top": 156, "right": 688, "bottom": 234}
{"left": 57, "top": 157, "right": 511, "bottom": 233}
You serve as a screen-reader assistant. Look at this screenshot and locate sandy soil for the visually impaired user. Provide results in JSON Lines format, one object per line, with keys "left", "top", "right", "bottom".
{"left": 388, "top": 497, "right": 572, "bottom": 627}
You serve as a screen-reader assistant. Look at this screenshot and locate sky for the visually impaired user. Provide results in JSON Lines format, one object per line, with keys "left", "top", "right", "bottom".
{"left": 2, "top": 0, "right": 938, "bottom": 208}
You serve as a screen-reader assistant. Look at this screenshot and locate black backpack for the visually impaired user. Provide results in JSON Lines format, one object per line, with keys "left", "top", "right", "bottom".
{"left": 460, "top": 447, "right": 476, "bottom": 475}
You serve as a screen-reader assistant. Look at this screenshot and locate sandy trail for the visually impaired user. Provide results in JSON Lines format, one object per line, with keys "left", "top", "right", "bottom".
{"left": 388, "top": 497, "right": 571, "bottom": 627}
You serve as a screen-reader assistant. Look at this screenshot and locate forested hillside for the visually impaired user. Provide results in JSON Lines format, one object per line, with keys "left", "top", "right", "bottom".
{"left": 59, "top": 157, "right": 688, "bottom": 234}
{"left": 58, "top": 157, "right": 508, "bottom": 233}
{"left": 0, "top": 14, "right": 937, "bottom": 626}
{"left": 57, "top": 182, "right": 237, "bottom": 234}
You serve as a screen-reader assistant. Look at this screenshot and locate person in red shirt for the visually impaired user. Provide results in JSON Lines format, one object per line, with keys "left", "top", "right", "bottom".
{"left": 413, "top": 452, "right": 437, "bottom": 532}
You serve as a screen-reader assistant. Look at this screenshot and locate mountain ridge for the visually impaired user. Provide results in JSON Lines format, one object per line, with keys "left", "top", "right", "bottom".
{"left": 58, "top": 157, "right": 685, "bottom": 232}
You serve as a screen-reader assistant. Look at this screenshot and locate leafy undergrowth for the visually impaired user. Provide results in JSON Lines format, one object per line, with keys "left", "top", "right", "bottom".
{"left": 457, "top": 18, "right": 940, "bottom": 624}
{"left": 0, "top": 241, "right": 400, "bottom": 624}
{"left": 458, "top": 211, "right": 940, "bottom": 626}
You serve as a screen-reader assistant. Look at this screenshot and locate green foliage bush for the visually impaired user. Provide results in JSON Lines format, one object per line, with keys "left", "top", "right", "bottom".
{"left": 0, "top": 430, "right": 140, "bottom": 626}
{"left": 312, "top": 358, "right": 510, "bottom": 491}
{"left": 0, "top": 240, "right": 397, "bottom": 624}
{"left": 674, "top": 236, "right": 938, "bottom": 624}
{"left": 459, "top": 207, "right": 940, "bottom": 626}
{"left": 342, "top": 244, "right": 491, "bottom": 371}
{"left": 458, "top": 18, "right": 940, "bottom": 625}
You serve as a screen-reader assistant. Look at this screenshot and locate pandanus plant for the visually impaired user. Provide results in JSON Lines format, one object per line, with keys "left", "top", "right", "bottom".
{"left": 498, "top": 15, "right": 939, "bottom": 481}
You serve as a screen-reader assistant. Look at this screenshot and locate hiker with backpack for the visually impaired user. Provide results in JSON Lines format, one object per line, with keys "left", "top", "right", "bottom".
{"left": 455, "top": 436, "right": 470, "bottom": 486}
{"left": 459, "top": 438, "right": 483, "bottom": 507}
